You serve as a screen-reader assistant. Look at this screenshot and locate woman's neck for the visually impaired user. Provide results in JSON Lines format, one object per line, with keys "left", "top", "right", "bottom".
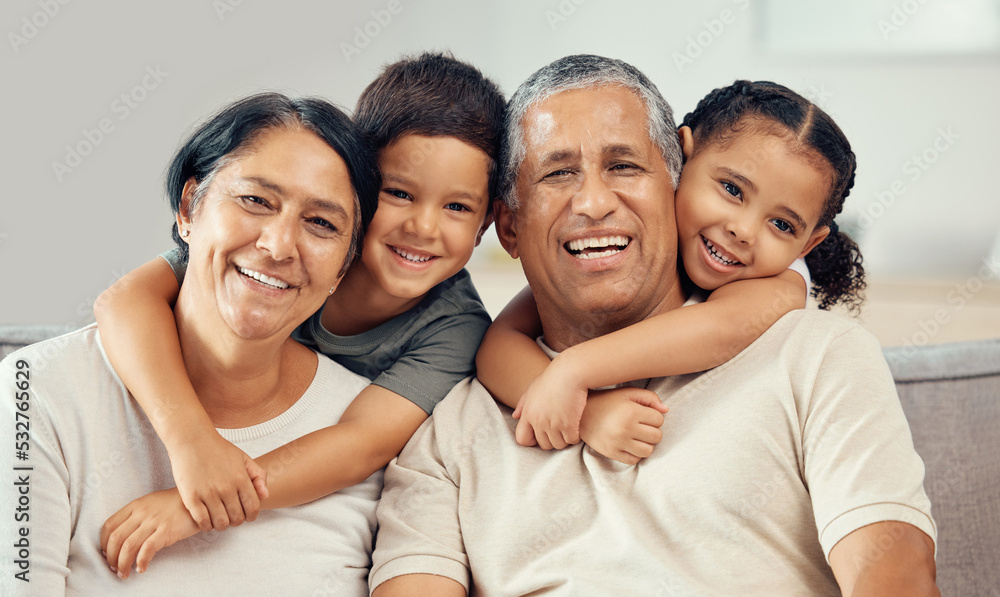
{"left": 174, "top": 290, "right": 316, "bottom": 429}
{"left": 321, "top": 262, "right": 424, "bottom": 336}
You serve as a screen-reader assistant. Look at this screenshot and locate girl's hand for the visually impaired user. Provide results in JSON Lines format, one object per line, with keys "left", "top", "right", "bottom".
{"left": 578, "top": 387, "right": 668, "bottom": 464}
{"left": 168, "top": 432, "right": 268, "bottom": 532}
{"left": 512, "top": 355, "right": 589, "bottom": 450}
{"left": 100, "top": 488, "right": 200, "bottom": 578}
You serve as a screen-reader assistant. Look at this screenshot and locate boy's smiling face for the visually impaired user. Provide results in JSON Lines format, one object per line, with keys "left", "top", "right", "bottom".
{"left": 358, "top": 133, "right": 492, "bottom": 301}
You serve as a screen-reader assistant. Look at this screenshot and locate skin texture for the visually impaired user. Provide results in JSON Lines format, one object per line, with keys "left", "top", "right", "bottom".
{"left": 101, "top": 125, "right": 358, "bottom": 577}
{"left": 387, "top": 83, "right": 938, "bottom": 596}
{"left": 377, "top": 84, "right": 685, "bottom": 596}
{"left": 480, "top": 120, "right": 832, "bottom": 453}
{"left": 675, "top": 125, "right": 830, "bottom": 291}
{"left": 499, "top": 85, "right": 687, "bottom": 351}
{"left": 97, "top": 130, "right": 496, "bottom": 577}
{"left": 177, "top": 127, "right": 355, "bottom": 351}
{"left": 323, "top": 134, "right": 493, "bottom": 335}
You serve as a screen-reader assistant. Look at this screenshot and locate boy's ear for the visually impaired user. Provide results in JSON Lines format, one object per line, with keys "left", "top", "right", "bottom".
{"left": 176, "top": 177, "right": 198, "bottom": 243}
{"left": 678, "top": 126, "right": 695, "bottom": 161}
{"left": 799, "top": 225, "right": 830, "bottom": 259}
{"left": 494, "top": 200, "right": 519, "bottom": 259}
{"left": 475, "top": 210, "right": 495, "bottom": 247}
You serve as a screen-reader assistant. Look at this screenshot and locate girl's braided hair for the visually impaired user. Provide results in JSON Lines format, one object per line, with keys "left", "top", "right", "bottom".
{"left": 681, "top": 80, "right": 865, "bottom": 313}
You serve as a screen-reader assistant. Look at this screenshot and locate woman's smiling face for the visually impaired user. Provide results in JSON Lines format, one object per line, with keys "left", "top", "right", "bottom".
{"left": 178, "top": 126, "right": 357, "bottom": 341}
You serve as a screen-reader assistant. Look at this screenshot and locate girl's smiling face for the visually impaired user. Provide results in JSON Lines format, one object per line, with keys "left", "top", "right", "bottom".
{"left": 675, "top": 125, "right": 832, "bottom": 291}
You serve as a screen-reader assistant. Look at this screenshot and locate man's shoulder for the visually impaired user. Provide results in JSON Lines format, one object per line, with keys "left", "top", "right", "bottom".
{"left": 429, "top": 376, "right": 508, "bottom": 429}
{"left": 712, "top": 308, "right": 885, "bottom": 380}
{"left": 765, "top": 308, "right": 874, "bottom": 351}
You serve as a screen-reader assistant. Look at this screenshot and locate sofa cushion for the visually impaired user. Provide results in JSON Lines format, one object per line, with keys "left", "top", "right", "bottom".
{"left": 884, "top": 338, "right": 1000, "bottom": 595}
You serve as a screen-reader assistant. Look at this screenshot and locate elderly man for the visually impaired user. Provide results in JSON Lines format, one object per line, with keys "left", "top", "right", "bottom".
{"left": 369, "top": 55, "right": 937, "bottom": 596}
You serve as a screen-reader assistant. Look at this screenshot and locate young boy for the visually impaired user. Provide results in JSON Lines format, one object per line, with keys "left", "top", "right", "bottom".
{"left": 96, "top": 52, "right": 505, "bottom": 577}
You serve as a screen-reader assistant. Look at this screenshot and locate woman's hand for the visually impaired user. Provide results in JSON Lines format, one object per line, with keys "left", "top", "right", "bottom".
{"left": 579, "top": 387, "right": 668, "bottom": 464}
{"left": 168, "top": 432, "right": 268, "bottom": 532}
{"left": 512, "top": 354, "right": 589, "bottom": 450}
{"left": 100, "top": 488, "right": 201, "bottom": 578}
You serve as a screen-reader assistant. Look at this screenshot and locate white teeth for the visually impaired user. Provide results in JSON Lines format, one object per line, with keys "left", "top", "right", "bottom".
{"left": 574, "top": 248, "right": 624, "bottom": 260}
{"left": 392, "top": 247, "right": 432, "bottom": 263}
{"left": 237, "top": 266, "right": 290, "bottom": 289}
{"left": 704, "top": 239, "right": 740, "bottom": 266}
{"left": 566, "top": 236, "right": 629, "bottom": 251}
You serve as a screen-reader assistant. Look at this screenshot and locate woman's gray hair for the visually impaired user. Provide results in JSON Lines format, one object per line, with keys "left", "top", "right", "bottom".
{"left": 500, "top": 54, "right": 683, "bottom": 210}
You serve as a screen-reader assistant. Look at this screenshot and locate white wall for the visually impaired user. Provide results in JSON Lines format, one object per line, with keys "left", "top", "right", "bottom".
{"left": 3, "top": 0, "right": 998, "bottom": 325}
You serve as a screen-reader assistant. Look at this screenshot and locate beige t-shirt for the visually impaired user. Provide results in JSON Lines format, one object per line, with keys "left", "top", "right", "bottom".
{"left": 370, "top": 310, "right": 935, "bottom": 596}
{"left": 0, "top": 326, "right": 381, "bottom": 597}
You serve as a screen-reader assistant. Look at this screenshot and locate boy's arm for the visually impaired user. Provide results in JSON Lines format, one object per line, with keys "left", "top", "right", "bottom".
{"left": 100, "top": 385, "right": 428, "bottom": 575}
{"left": 94, "top": 256, "right": 266, "bottom": 532}
{"left": 255, "top": 384, "right": 427, "bottom": 508}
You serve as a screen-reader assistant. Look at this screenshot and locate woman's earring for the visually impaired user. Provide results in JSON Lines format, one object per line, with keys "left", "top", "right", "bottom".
{"left": 180, "top": 229, "right": 190, "bottom": 238}
{"left": 329, "top": 287, "right": 335, "bottom": 295}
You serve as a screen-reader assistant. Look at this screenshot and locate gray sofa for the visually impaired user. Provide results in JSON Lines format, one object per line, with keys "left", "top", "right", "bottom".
{"left": 2, "top": 325, "right": 997, "bottom": 594}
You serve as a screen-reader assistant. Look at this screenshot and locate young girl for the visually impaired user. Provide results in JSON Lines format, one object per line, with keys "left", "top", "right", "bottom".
{"left": 97, "top": 52, "right": 505, "bottom": 577}
{"left": 476, "top": 80, "right": 865, "bottom": 462}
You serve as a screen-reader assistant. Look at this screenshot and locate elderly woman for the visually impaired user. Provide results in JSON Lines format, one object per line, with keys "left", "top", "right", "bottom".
{"left": 0, "top": 93, "right": 380, "bottom": 596}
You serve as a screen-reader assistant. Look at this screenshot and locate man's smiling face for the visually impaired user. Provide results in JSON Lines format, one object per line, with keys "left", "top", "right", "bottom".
{"left": 496, "top": 85, "right": 684, "bottom": 350}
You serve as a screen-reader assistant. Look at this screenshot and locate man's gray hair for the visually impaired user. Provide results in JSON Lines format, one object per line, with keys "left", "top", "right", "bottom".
{"left": 499, "top": 54, "right": 683, "bottom": 210}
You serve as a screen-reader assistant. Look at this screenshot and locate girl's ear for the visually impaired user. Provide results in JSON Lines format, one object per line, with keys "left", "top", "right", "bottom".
{"left": 799, "top": 225, "right": 830, "bottom": 258}
{"left": 176, "top": 177, "right": 199, "bottom": 243}
{"left": 678, "top": 126, "right": 695, "bottom": 161}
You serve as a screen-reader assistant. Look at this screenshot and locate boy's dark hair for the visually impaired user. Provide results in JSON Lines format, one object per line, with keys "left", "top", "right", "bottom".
{"left": 681, "top": 80, "right": 865, "bottom": 313}
{"left": 167, "top": 92, "right": 379, "bottom": 275}
{"left": 354, "top": 51, "right": 506, "bottom": 206}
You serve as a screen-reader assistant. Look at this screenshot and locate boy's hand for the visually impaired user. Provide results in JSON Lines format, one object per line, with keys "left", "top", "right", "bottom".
{"left": 579, "top": 387, "right": 668, "bottom": 465}
{"left": 100, "top": 488, "right": 200, "bottom": 578}
{"left": 513, "top": 357, "right": 588, "bottom": 450}
{"left": 168, "top": 432, "right": 268, "bottom": 532}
